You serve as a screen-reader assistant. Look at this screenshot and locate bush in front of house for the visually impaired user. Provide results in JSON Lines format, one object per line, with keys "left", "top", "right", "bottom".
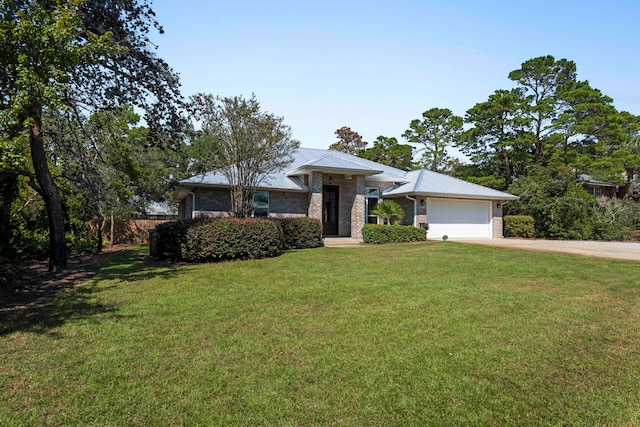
{"left": 153, "top": 220, "right": 190, "bottom": 261}
{"left": 504, "top": 215, "right": 535, "bottom": 238}
{"left": 275, "top": 217, "right": 323, "bottom": 249}
{"left": 182, "top": 218, "right": 283, "bottom": 262}
{"left": 362, "top": 224, "right": 427, "bottom": 244}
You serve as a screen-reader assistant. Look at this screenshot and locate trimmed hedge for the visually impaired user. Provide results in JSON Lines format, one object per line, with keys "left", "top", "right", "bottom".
{"left": 153, "top": 220, "right": 190, "bottom": 261}
{"left": 275, "top": 217, "right": 323, "bottom": 249}
{"left": 362, "top": 224, "right": 427, "bottom": 244}
{"left": 504, "top": 215, "right": 535, "bottom": 238}
{"left": 182, "top": 218, "right": 283, "bottom": 262}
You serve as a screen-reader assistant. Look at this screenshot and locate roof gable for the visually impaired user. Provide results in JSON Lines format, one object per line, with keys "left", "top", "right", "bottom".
{"left": 383, "top": 169, "right": 518, "bottom": 201}
{"left": 287, "top": 153, "right": 383, "bottom": 176}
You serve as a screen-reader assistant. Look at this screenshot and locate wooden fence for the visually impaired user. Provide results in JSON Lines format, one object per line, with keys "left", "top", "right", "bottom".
{"left": 102, "top": 219, "right": 174, "bottom": 245}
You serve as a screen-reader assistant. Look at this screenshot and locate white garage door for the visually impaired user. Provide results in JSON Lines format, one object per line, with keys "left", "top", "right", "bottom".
{"left": 426, "top": 198, "right": 492, "bottom": 239}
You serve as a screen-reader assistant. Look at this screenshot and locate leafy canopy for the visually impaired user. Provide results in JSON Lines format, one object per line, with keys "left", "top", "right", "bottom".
{"left": 189, "top": 93, "right": 300, "bottom": 218}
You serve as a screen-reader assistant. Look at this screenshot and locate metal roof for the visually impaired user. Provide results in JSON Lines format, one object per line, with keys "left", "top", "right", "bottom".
{"left": 383, "top": 169, "right": 518, "bottom": 201}
{"left": 578, "top": 173, "right": 617, "bottom": 187}
{"left": 287, "top": 154, "right": 382, "bottom": 176}
{"left": 174, "top": 147, "right": 517, "bottom": 201}
{"left": 180, "top": 170, "right": 308, "bottom": 192}
{"left": 287, "top": 148, "right": 406, "bottom": 180}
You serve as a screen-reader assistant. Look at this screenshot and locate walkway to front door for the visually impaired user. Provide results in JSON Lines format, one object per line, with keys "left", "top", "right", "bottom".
{"left": 323, "top": 237, "right": 363, "bottom": 247}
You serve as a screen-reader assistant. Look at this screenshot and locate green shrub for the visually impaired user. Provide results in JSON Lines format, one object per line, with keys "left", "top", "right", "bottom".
{"left": 362, "top": 224, "right": 427, "bottom": 244}
{"left": 10, "top": 227, "right": 49, "bottom": 260}
{"left": 275, "top": 218, "right": 323, "bottom": 249}
{"left": 65, "top": 230, "right": 97, "bottom": 254}
{"left": 154, "top": 220, "right": 190, "bottom": 261}
{"left": 504, "top": 215, "right": 535, "bottom": 238}
{"left": 592, "top": 199, "right": 640, "bottom": 241}
{"left": 182, "top": 218, "right": 283, "bottom": 262}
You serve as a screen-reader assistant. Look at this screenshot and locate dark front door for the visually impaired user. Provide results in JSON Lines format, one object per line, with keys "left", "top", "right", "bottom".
{"left": 323, "top": 185, "right": 339, "bottom": 235}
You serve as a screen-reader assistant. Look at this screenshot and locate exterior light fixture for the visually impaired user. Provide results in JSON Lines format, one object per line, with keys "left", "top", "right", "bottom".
{"left": 420, "top": 199, "right": 425, "bottom": 206}
{"left": 328, "top": 176, "right": 333, "bottom": 184}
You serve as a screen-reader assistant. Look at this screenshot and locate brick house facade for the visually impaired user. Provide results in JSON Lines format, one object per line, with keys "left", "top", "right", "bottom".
{"left": 172, "top": 148, "right": 517, "bottom": 239}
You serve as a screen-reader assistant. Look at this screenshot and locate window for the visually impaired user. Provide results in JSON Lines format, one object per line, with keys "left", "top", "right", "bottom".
{"left": 587, "top": 186, "right": 602, "bottom": 197}
{"left": 365, "top": 187, "right": 379, "bottom": 224}
{"left": 253, "top": 191, "right": 269, "bottom": 217}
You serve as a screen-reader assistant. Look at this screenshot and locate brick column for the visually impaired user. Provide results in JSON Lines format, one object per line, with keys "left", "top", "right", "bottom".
{"left": 308, "top": 171, "right": 323, "bottom": 223}
{"left": 492, "top": 201, "right": 503, "bottom": 238}
{"left": 350, "top": 176, "right": 365, "bottom": 239}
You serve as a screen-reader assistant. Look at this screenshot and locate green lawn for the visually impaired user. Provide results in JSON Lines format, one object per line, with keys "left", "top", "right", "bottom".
{"left": 2, "top": 243, "right": 640, "bottom": 426}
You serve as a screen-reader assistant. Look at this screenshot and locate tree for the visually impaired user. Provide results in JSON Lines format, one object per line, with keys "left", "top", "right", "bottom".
{"left": 402, "top": 108, "right": 463, "bottom": 172}
{"left": 508, "top": 55, "right": 577, "bottom": 163}
{"left": 371, "top": 200, "right": 405, "bottom": 225}
{"left": 551, "top": 80, "right": 621, "bottom": 167}
{"left": 461, "top": 89, "right": 530, "bottom": 185}
{"left": 329, "top": 126, "right": 367, "bottom": 155}
{"left": 357, "top": 136, "right": 415, "bottom": 170}
{"left": 189, "top": 94, "right": 300, "bottom": 218}
{"left": 0, "top": 0, "right": 184, "bottom": 270}
{"left": 0, "top": 132, "right": 28, "bottom": 248}
{"left": 505, "top": 166, "right": 599, "bottom": 239}
{"left": 50, "top": 105, "right": 184, "bottom": 252}
{"left": 613, "top": 111, "right": 640, "bottom": 199}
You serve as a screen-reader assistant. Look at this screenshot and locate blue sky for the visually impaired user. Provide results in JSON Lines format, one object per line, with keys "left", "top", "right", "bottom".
{"left": 152, "top": 0, "right": 640, "bottom": 151}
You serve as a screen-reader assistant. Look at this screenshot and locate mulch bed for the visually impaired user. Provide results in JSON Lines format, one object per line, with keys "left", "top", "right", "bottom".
{"left": 0, "top": 245, "right": 133, "bottom": 323}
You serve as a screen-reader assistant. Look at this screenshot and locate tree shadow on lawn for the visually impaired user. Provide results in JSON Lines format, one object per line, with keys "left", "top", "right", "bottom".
{"left": 0, "top": 248, "right": 183, "bottom": 336}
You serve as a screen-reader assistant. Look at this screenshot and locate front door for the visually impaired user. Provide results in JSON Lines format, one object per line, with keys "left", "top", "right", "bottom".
{"left": 322, "top": 185, "right": 339, "bottom": 235}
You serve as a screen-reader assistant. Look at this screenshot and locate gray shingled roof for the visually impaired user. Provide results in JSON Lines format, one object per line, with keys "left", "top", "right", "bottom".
{"left": 174, "top": 147, "right": 517, "bottom": 201}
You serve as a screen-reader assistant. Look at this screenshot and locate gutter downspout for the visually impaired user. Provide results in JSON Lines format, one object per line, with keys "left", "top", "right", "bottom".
{"left": 185, "top": 190, "right": 196, "bottom": 220}
{"left": 405, "top": 195, "right": 417, "bottom": 227}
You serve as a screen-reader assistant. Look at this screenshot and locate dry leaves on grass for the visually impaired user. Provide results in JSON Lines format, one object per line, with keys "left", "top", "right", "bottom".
{"left": 0, "top": 245, "right": 134, "bottom": 323}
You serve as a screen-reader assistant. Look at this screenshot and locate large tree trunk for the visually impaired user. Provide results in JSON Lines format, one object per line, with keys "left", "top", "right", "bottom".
{"left": 29, "top": 113, "right": 67, "bottom": 271}
{"left": 96, "top": 214, "right": 103, "bottom": 253}
{"left": 0, "top": 171, "right": 19, "bottom": 245}
{"left": 626, "top": 167, "right": 635, "bottom": 200}
{"left": 501, "top": 148, "right": 513, "bottom": 186}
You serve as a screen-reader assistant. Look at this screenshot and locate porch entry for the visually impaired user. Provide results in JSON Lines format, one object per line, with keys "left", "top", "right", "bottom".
{"left": 322, "top": 185, "right": 339, "bottom": 235}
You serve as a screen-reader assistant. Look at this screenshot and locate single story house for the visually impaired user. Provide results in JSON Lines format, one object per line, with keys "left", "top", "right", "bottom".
{"left": 578, "top": 174, "right": 623, "bottom": 199}
{"left": 171, "top": 147, "right": 518, "bottom": 239}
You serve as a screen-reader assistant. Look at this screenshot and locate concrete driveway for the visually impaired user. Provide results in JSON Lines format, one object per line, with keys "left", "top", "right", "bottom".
{"left": 449, "top": 238, "right": 640, "bottom": 262}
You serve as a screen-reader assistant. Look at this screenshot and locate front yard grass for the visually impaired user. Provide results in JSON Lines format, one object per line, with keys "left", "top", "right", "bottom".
{"left": 2, "top": 242, "right": 640, "bottom": 425}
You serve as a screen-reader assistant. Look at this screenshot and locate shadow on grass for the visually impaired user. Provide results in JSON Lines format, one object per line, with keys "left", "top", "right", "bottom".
{"left": 0, "top": 249, "right": 183, "bottom": 336}
{"left": 94, "top": 250, "right": 185, "bottom": 283}
{"left": 0, "top": 284, "right": 125, "bottom": 337}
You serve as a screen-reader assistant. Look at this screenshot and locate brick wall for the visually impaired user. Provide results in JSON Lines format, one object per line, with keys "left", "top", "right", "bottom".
{"left": 308, "top": 171, "right": 323, "bottom": 223}
{"left": 350, "top": 176, "right": 365, "bottom": 238}
{"left": 195, "top": 188, "right": 231, "bottom": 212}
{"left": 270, "top": 191, "right": 307, "bottom": 215}
{"left": 492, "top": 201, "right": 503, "bottom": 238}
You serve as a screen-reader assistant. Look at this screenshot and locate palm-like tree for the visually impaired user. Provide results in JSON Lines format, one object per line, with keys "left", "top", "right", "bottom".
{"left": 371, "top": 200, "right": 405, "bottom": 225}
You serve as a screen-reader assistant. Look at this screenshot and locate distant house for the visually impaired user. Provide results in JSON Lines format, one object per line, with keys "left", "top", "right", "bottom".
{"left": 578, "top": 174, "right": 622, "bottom": 199}
{"left": 172, "top": 147, "right": 518, "bottom": 239}
{"left": 143, "top": 202, "right": 178, "bottom": 220}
